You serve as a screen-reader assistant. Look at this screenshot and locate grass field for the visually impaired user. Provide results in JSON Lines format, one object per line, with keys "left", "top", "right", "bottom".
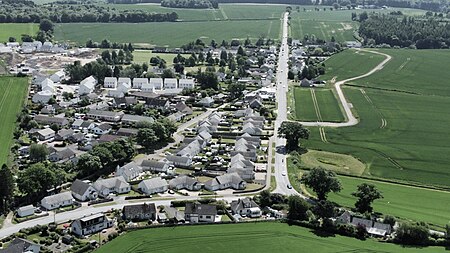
{"left": 298, "top": 150, "right": 366, "bottom": 176}
{"left": 54, "top": 19, "right": 280, "bottom": 47}
{"left": 288, "top": 158, "right": 450, "bottom": 227}
{"left": 0, "top": 24, "right": 39, "bottom": 43}
{"left": 0, "top": 77, "right": 29, "bottom": 165}
{"left": 293, "top": 87, "right": 344, "bottom": 122}
{"left": 301, "top": 49, "right": 450, "bottom": 188}
{"left": 132, "top": 50, "right": 190, "bottom": 65}
{"left": 95, "top": 222, "right": 446, "bottom": 253}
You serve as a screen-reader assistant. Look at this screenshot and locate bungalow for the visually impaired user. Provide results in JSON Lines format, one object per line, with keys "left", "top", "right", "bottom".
{"left": 121, "top": 114, "right": 154, "bottom": 125}
{"left": 242, "top": 122, "right": 262, "bottom": 135}
{"left": 123, "top": 203, "right": 156, "bottom": 221}
{"left": 164, "top": 78, "right": 178, "bottom": 89}
{"left": 198, "top": 97, "right": 214, "bottom": 107}
{"left": 141, "top": 160, "right": 170, "bottom": 173}
{"left": 113, "top": 97, "right": 137, "bottom": 108}
{"left": 116, "top": 161, "right": 142, "bottom": 182}
{"left": 80, "top": 75, "right": 97, "bottom": 88}
{"left": 93, "top": 176, "right": 130, "bottom": 197}
{"left": 1, "top": 238, "right": 40, "bottom": 253}
{"left": 71, "top": 119, "right": 95, "bottom": 131}
{"left": 204, "top": 173, "right": 247, "bottom": 191}
{"left": 104, "top": 77, "right": 118, "bottom": 88}
{"left": 149, "top": 78, "right": 163, "bottom": 90}
{"left": 79, "top": 79, "right": 96, "bottom": 96}
{"left": 178, "top": 78, "right": 195, "bottom": 90}
{"left": 165, "top": 155, "right": 192, "bottom": 168}
{"left": 70, "top": 179, "right": 98, "bottom": 202}
{"left": 32, "top": 90, "right": 54, "bottom": 104}
{"left": 86, "top": 110, "right": 124, "bottom": 122}
{"left": 17, "top": 205, "right": 35, "bottom": 218}
{"left": 230, "top": 198, "right": 261, "bottom": 218}
{"left": 71, "top": 213, "right": 113, "bottom": 237}
{"left": 228, "top": 154, "right": 255, "bottom": 181}
{"left": 167, "top": 112, "right": 186, "bottom": 122}
{"left": 50, "top": 70, "right": 65, "bottom": 83}
{"left": 116, "top": 128, "right": 139, "bottom": 137}
{"left": 93, "top": 123, "right": 112, "bottom": 135}
{"left": 175, "top": 102, "right": 193, "bottom": 115}
{"left": 133, "top": 78, "right": 148, "bottom": 89}
{"left": 138, "top": 177, "right": 168, "bottom": 195}
{"left": 40, "top": 192, "right": 74, "bottom": 210}
{"left": 184, "top": 203, "right": 217, "bottom": 223}
{"left": 169, "top": 175, "right": 201, "bottom": 191}
{"left": 145, "top": 98, "right": 170, "bottom": 110}
{"left": 164, "top": 206, "right": 185, "bottom": 223}
{"left": 107, "top": 89, "right": 124, "bottom": 98}
{"left": 55, "top": 129, "right": 75, "bottom": 141}
{"left": 249, "top": 99, "right": 263, "bottom": 109}
{"left": 36, "top": 128, "right": 55, "bottom": 141}
{"left": 48, "top": 148, "right": 76, "bottom": 163}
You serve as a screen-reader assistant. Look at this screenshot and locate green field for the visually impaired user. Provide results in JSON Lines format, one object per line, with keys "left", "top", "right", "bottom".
{"left": 288, "top": 158, "right": 450, "bottom": 227}
{"left": 132, "top": 50, "right": 190, "bottom": 65}
{"left": 95, "top": 222, "right": 446, "bottom": 253}
{"left": 0, "top": 24, "right": 39, "bottom": 43}
{"left": 54, "top": 19, "right": 280, "bottom": 47}
{"left": 293, "top": 88, "right": 344, "bottom": 122}
{"left": 0, "top": 77, "right": 29, "bottom": 165}
{"left": 301, "top": 49, "right": 450, "bottom": 188}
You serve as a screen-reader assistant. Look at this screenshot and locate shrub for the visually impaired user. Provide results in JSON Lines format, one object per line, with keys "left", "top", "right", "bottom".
{"left": 396, "top": 222, "right": 430, "bottom": 245}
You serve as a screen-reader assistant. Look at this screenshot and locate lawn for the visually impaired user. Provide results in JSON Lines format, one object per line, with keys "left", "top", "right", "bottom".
{"left": 302, "top": 49, "right": 450, "bottom": 188}
{"left": 0, "top": 77, "right": 29, "bottom": 165}
{"left": 132, "top": 50, "right": 190, "bottom": 65}
{"left": 95, "top": 222, "right": 446, "bottom": 253}
{"left": 288, "top": 157, "right": 450, "bottom": 227}
{"left": 293, "top": 87, "right": 344, "bottom": 122}
{"left": 54, "top": 19, "right": 280, "bottom": 47}
{"left": 0, "top": 24, "right": 39, "bottom": 43}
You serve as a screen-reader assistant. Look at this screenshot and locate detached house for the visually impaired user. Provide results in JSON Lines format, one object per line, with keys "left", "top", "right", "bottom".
{"left": 178, "top": 78, "right": 195, "bottom": 89}
{"left": 93, "top": 123, "right": 112, "bottom": 135}
{"left": 138, "top": 177, "right": 168, "bottom": 195}
{"left": 184, "top": 203, "right": 217, "bottom": 223}
{"left": 1, "top": 238, "right": 40, "bottom": 253}
{"left": 36, "top": 128, "right": 55, "bottom": 141}
{"left": 204, "top": 173, "right": 246, "bottom": 191}
{"left": 198, "top": 97, "right": 214, "bottom": 107}
{"left": 116, "top": 161, "right": 142, "bottom": 182}
{"left": 93, "top": 176, "right": 130, "bottom": 197}
{"left": 79, "top": 76, "right": 97, "bottom": 95}
{"left": 34, "top": 115, "right": 69, "bottom": 126}
{"left": 70, "top": 179, "right": 98, "bottom": 202}
{"left": 71, "top": 213, "right": 113, "bottom": 237}
{"left": 41, "top": 192, "right": 74, "bottom": 210}
{"left": 48, "top": 148, "right": 76, "bottom": 163}
{"left": 123, "top": 203, "right": 156, "bottom": 221}
{"left": 230, "top": 198, "right": 262, "bottom": 218}
{"left": 141, "top": 160, "right": 169, "bottom": 173}
{"left": 169, "top": 175, "right": 201, "bottom": 191}
{"left": 104, "top": 77, "right": 118, "bottom": 88}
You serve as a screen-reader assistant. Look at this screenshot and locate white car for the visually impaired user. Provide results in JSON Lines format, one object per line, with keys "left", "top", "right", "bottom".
{"left": 283, "top": 85, "right": 286, "bottom": 88}
{"left": 281, "top": 171, "right": 286, "bottom": 176}
{"left": 287, "top": 184, "right": 292, "bottom": 189}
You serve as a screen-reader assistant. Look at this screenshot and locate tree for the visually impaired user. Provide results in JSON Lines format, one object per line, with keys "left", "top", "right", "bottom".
{"left": 39, "top": 19, "right": 54, "bottom": 32}
{"left": 287, "top": 195, "right": 310, "bottom": 221}
{"left": 137, "top": 128, "right": 158, "bottom": 149}
{"left": 196, "top": 70, "right": 218, "bottom": 90}
{"left": 18, "top": 163, "right": 56, "bottom": 200}
{"left": 29, "top": 143, "right": 49, "bottom": 162}
{"left": 277, "top": 121, "right": 309, "bottom": 151}
{"left": 77, "top": 154, "right": 102, "bottom": 177}
{"left": 257, "top": 190, "right": 271, "bottom": 207}
{"left": 91, "top": 146, "right": 113, "bottom": 166}
{"left": 300, "top": 168, "right": 342, "bottom": 200}
{"left": 396, "top": 222, "right": 430, "bottom": 245}
{"left": 0, "top": 164, "right": 14, "bottom": 213}
{"left": 352, "top": 183, "right": 383, "bottom": 213}
{"left": 313, "top": 200, "right": 335, "bottom": 219}
{"left": 383, "top": 215, "right": 396, "bottom": 227}
{"left": 228, "top": 83, "right": 246, "bottom": 99}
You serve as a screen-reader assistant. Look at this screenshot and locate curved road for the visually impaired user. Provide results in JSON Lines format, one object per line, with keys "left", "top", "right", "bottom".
{"left": 298, "top": 49, "right": 392, "bottom": 127}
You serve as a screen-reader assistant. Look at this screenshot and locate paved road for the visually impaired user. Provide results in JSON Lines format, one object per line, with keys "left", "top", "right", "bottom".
{"left": 272, "top": 13, "right": 305, "bottom": 197}
{"left": 298, "top": 49, "right": 392, "bottom": 127}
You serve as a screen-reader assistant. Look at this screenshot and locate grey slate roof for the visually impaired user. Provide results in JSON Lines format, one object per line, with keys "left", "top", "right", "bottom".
{"left": 185, "top": 203, "right": 217, "bottom": 216}
{"left": 70, "top": 179, "right": 92, "bottom": 196}
{"left": 41, "top": 192, "right": 73, "bottom": 206}
{"left": 123, "top": 203, "right": 156, "bottom": 218}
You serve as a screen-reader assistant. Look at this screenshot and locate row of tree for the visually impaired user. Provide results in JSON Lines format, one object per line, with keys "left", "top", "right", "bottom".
{"left": 161, "top": 0, "right": 219, "bottom": 9}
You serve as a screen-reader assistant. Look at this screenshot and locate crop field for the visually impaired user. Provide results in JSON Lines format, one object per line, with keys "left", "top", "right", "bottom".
{"left": 302, "top": 49, "right": 450, "bottom": 189}
{"left": 54, "top": 19, "right": 280, "bottom": 47}
{"left": 0, "top": 77, "right": 28, "bottom": 166}
{"left": 0, "top": 24, "right": 39, "bottom": 43}
{"left": 95, "top": 222, "right": 445, "bottom": 253}
{"left": 288, "top": 159, "right": 450, "bottom": 227}
{"left": 293, "top": 88, "right": 344, "bottom": 122}
{"left": 132, "top": 50, "right": 190, "bottom": 65}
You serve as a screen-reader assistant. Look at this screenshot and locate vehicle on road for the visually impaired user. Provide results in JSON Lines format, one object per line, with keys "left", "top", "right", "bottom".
{"left": 282, "top": 171, "right": 286, "bottom": 176}
{"left": 283, "top": 85, "right": 286, "bottom": 88}
{"left": 287, "top": 184, "right": 292, "bottom": 189}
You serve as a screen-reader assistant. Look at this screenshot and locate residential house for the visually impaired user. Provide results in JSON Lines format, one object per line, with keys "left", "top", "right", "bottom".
{"left": 116, "top": 161, "right": 142, "bottom": 182}
{"left": 107, "top": 89, "right": 124, "bottom": 98}
{"left": 48, "top": 148, "right": 76, "bottom": 163}
{"left": 40, "top": 192, "right": 74, "bottom": 210}
{"left": 184, "top": 203, "right": 217, "bottom": 223}
{"left": 300, "top": 79, "right": 313, "bottom": 87}
{"left": 165, "top": 155, "right": 192, "bottom": 168}
{"left": 117, "top": 77, "right": 132, "bottom": 90}
{"left": 113, "top": 97, "right": 137, "bottom": 108}
{"left": 55, "top": 129, "right": 75, "bottom": 141}
{"left": 169, "top": 175, "right": 201, "bottom": 191}
{"left": 198, "top": 97, "right": 214, "bottom": 107}
{"left": 36, "top": 128, "right": 55, "bottom": 141}
{"left": 175, "top": 102, "right": 193, "bottom": 115}
{"left": 71, "top": 119, "right": 94, "bottom": 131}
{"left": 86, "top": 110, "right": 124, "bottom": 122}
{"left": 93, "top": 176, "right": 130, "bottom": 197}
{"left": 133, "top": 78, "right": 148, "bottom": 89}
{"left": 141, "top": 160, "right": 170, "bottom": 173}
{"left": 40, "top": 105, "right": 56, "bottom": 115}
{"left": 242, "top": 122, "right": 262, "bottom": 135}
{"left": 249, "top": 99, "right": 263, "bottom": 109}
{"left": 168, "top": 112, "right": 186, "bottom": 122}
{"left": 149, "top": 78, "right": 163, "bottom": 90}
{"left": 123, "top": 203, "right": 156, "bottom": 221}
{"left": 228, "top": 153, "right": 255, "bottom": 181}
{"left": 230, "top": 198, "right": 261, "bottom": 218}
{"left": 164, "top": 78, "right": 178, "bottom": 89}
{"left": 0, "top": 238, "right": 40, "bottom": 253}
{"left": 164, "top": 206, "right": 185, "bottom": 223}
{"left": 32, "top": 90, "right": 54, "bottom": 104}
{"left": 138, "top": 177, "right": 168, "bottom": 195}
{"left": 121, "top": 114, "right": 154, "bottom": 125}
{"left": 35, "top": 115, "right": 69, "bottom": 126}
{"left": 71, "top": 213, "right": 113, "bottom": 237}
{"left": 116, "top": 128, "right": 139, "bottom": 137}
{"left": 17, "top": 205, "right": 35, "bottom": 218}
{"left": 98, "top": 134, "right": 123, "bottom": 143}
{"left": 70, "top": 179, "right": 98, "bottom": 202}
{"left": 104, "top": 77, "right": 118, "bottom": 88}
{"left": 80, "top": 75, "right": 97, "bottom": 89}
{"left": 178, "top": 78, "right": 195, "bottom": 90}
{"left": 145, "top": 98, "right": 170, "bottom": 110}
{"left": 204, "top": 173, "right": 247, "bottom": 191}
{"left": 93, "top": 123, "right": 112, "bottom": 135}
{"left": 50, "top": 70, "right": 65, "bottom": 83}
{"left": 141, "top": 82, "right": 154, "bottom": 93}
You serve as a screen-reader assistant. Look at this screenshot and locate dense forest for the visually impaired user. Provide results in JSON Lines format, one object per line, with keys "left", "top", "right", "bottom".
{"left": 0, "top": 1, "right": 178, "bottom": 23}
{"left": 161, "top": 0, "right": 219, "bottom": 9}
{"left": 358, "top": 13, "right": 450, "bottom": 49}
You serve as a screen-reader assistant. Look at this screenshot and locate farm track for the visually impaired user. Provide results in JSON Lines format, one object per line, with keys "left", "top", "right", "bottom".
{"left": 360, "top": 89, "right": 387, "bottom": 129}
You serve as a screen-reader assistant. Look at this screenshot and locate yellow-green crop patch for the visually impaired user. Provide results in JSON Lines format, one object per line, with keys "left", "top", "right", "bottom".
{"left": 299, "top": 150, "right": 366, "bottom": 176}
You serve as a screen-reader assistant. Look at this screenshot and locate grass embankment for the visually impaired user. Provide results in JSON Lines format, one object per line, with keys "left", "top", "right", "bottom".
{"left": 95, "top": 222, "right": 446, "bottom": 253}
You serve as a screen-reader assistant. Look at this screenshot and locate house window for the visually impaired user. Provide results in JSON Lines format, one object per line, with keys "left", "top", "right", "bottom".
{"left": 206, "top": 216, "right": 211, "bottom": 219}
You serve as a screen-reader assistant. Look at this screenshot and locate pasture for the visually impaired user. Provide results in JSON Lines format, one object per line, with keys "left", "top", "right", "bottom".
{"left": 288, "top": 158, "right": 450, "bottom": 227}
{"left": 95, "top": 222, "right": 446, "bottom": 253}
{"left": 302, "top": 49, "right": 450, "bottom": 188}
{"left": 0, "top": 24, "right": 39, "bottom": 43}
{"left": 54, "top": 19, "right": 280, "bottom": 47}
{"left": 0, "top": 77, "right": 29, "bottom": 166}
{"left": 292, "top": 87, "right": 344, "bottom": 122}
{"left": 132, "top": 50, "right": 190, "bottom": 65}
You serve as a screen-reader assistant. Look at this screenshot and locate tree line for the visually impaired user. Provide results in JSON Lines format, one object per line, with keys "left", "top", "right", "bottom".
{"left": 161, "top": 0, "right": 219, "bottom": 9}
{"left": 0, "top": 1, "right": 178, "bottom": 23}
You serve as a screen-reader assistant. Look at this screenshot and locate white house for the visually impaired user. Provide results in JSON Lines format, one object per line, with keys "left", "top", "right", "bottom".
{"left": 40, "top": 192, "right": 74, "bottom": 210}
{"left": 116, "top": 161, "right": 142, "bottom": 182}
{"left": 107, "top": 89, "right": 125, "bottom": 98}
{"left": 138, "top": 177, "right": 168, "bottom": 195}
{"left": 50, "top": 70, "right": 66, "bottom": 83}
{"left": 70, "top": 179, "right": 98, "bottom": 202}
{"left": 204, "top": 173, "right": 246, "bottom": 191}
{"left": 93, "top": 176, "right": 130, "bottom": 197}
{"left": 230, "top": 198, "right": 261, "bottom": 218}
{"left": 81, "top": 75, "right": 97, "bottom": 87}
{"left": 133, "top": 78, "right": 148, "bottom": 89}
{"left": 71, "top": 213, "right": 113, "bottom": 237}
{"left": 104, "top": 77, "right": 118, "bottom": 88}
{"left": 164, "top": 78, "right": 177, "bottom": 89}
{"left": 150, "top": 78, "right": 163, "bottom": 90}
{"left": 79, "top": 77, "right": 96, "bottom": 95}
{"left": 184, "top": 203, "right": 217, "bottom": 223}
{"left": 117, "top": 77, "right": 132, "bottom": 93}
{"left": 36, "top": 128, "right": 55, "bottom": 141}
{"left": 92, "top": 123, "right": 112, "bottom": 135}
{"left": 38, "top": 78, "right": 54, "bottom": 88}
{"left": 178, "top": 78, "right": 195, "bottom": 89}
{"left": 17, "top": 205, "right": 35, "bottom": 218}
{"left": 2, "top": 238, "right": 40, "bottom": 253}
{"left": 198, "top": 97, "right": 214, "bottom": 107}
{"left": 169, "top": 175, "right": 201, "bottom": 191}
{"left": 141, "top": 82, "right": 154, "bottom": 93}
{"left": 32, "top": 90, "right": 54, "bottom": 104}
